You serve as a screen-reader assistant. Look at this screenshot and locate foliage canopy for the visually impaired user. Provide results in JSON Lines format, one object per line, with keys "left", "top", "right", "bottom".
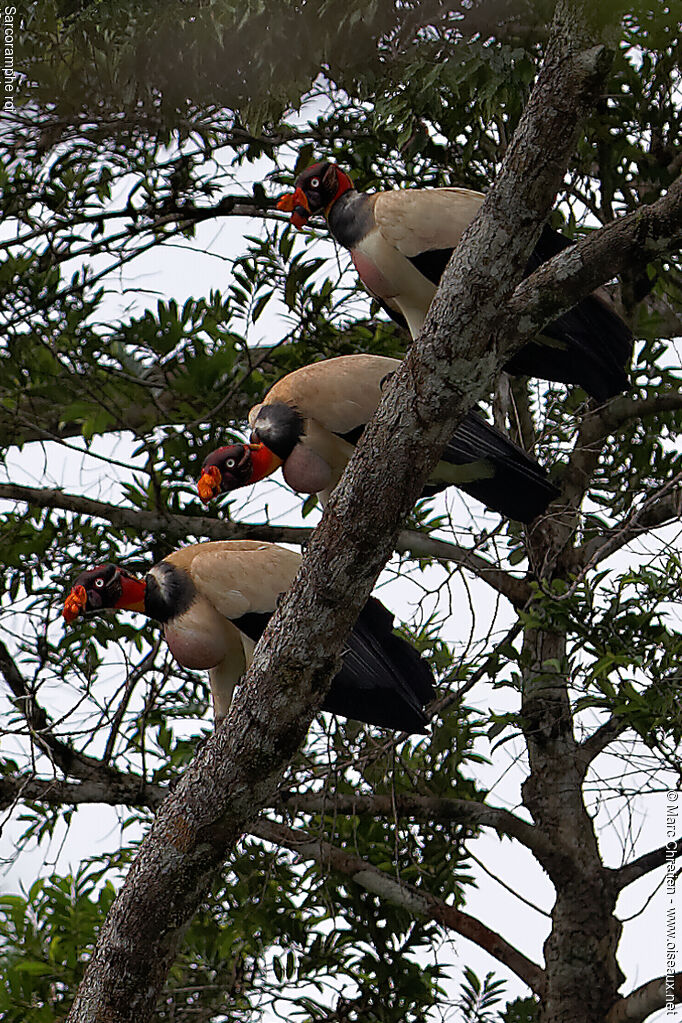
{"left": 0, "top": 1, "right": 680, "bottom": 1020}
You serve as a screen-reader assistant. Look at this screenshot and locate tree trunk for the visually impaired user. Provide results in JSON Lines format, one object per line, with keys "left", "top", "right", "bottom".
{"left": 521, "top": 621, "right": 623, "bottom": 1022}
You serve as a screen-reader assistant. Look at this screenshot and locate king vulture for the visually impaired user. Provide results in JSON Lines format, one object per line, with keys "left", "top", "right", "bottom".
{"left": 62, "top": 540, "right": 434, "bottom": 732}
{"left": 197, "top": 354, "right": 558, "bottom": 523}
{"left": 277, "top": 162, "right": 633, "bottom": 402}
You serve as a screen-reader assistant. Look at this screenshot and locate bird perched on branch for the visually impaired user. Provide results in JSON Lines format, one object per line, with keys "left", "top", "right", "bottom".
{"left": 197, "top": 354, "right": 559, "bottom": 524}
{"left": 63, "top": 540, "right": 434, "bottom": 733}
{"left": 277, "top": 162, "right": 632, "bottom": 402}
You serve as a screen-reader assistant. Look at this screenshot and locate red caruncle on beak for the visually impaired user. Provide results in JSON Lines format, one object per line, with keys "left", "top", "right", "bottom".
{"left": 197, "top": 465, "right": 222, "bottom": 504}
{"left": 63, "top": 584, "right": 87, "bottom": 624}
{"left": 277, "top": 187, "right": 310, "bottom": 228}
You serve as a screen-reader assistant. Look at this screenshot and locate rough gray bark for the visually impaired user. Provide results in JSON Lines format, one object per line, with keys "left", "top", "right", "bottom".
{"left": 63, "top": 5, "right": 681, "bottom": 1022}
{"left": 520, "top": 622, "right": 623, "bottom": 1023}
{"left": 501, "top": 171, "right": 682, "bottom": 347}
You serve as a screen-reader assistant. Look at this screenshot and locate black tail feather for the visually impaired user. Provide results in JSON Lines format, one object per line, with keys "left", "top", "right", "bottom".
{"left": 421, "top": 411, "right": 559, "bottom": 523}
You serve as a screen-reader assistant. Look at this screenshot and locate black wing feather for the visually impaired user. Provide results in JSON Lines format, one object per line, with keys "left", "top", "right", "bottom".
{"left": 331, "top": 411, "right": 558, "bottom": 524}
{"left": 422, "top": 411, "right": 559, "bottom": 523}
{"left": 408, "top": 247, "right": 453, "bottom": 286}
{"left": 233, "top": 600, "right": 434, "bottom": 733}
{"left": 329, "top": 597, "right": 434, "bottom": 732}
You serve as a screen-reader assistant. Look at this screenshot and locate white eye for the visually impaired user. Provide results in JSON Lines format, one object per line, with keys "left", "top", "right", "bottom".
{"left": 94, "top": 578, "right": 105, "bottom": 588}
{"left": 310, "top": 177, "right": 320, "bottom": 188}
{"left": 226, "top": 458, "right": 236, "bottom": 469}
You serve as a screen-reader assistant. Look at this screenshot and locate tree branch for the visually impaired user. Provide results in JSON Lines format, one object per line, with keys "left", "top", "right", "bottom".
{"left": 0, "top": 772, "right": 164, "bottom": 812}
{"left": 1, "top": 771, "right": 550, "bottom": 865}
{"left": 573, "top": 482, "right": 682, "bottom": 568}
{"left": 559, "top": 391, "right": 682, "bottom": 540}
{"left": 0, "top": 378, "right": 251, "bottom": 452}
{"left": 0, "top": 482, "right": 309, "bottom": 546}
{"left": 0, "top": 640, "right": 127, "bottom": 785}
{"left": 612, "top": 839, "right": 681, "bottom": 890}
{"left": 277, "top": 791, "right": 551, "bottom": 857}
{"left": 579, "top": 658, "right": 682, "bottom": 774}
{"left": 432, "top": 618, "right": 524, "bottom": 714}
{"left": 605, "top": 973, "right": 682, "bottom": 1023}
{"left": 0, "top": 343, "right": 284, "bottom": 451}
{"left": 0, "top": 482, "right": 529, "bottom": 599}
{"left": 3, "top": 761, "right": 549, "bottom": 995}
{"left": 493, "top": 183, "right": 682, "bottom": 579}
{"left": 102, "top": 644, "right": 162, "bottom": 764}
{"left": 578, "top": 716, "right": 628, "bottom": 773}
{"left": 504, "top": 171, "right": 682, "bottom": 346}
{"left": 396, "top": 532, "right": 531, "bottom": 605}
{"left": 530, "top": 389, "right": 682, "bottom": 577}
{"left": 254, "top": 817, "right": 546, "bottom": 996}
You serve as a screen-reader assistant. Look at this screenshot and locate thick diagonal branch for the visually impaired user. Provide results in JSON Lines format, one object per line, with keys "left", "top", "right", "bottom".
{"left": 613, "top": 838, "right": 681, "bottom": 890}
{"left": 605, "top": 973, "right": 682, "bottom": 1023}
{"left": 504, "top": 171, "right": 682, "bottom": 347}
{"left": 254, "top": 818, "right": 546, "bottom": 995}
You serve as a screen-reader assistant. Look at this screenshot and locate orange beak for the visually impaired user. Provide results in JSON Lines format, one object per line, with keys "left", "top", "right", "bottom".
{"left": 277, "top": 188, "right": 310, "bottom": 229}
{"left": 63, "top": 584, "right": 88, "bottom": 624}
{"left": 197, "top": 465, "right": 222, "bottom": 504}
